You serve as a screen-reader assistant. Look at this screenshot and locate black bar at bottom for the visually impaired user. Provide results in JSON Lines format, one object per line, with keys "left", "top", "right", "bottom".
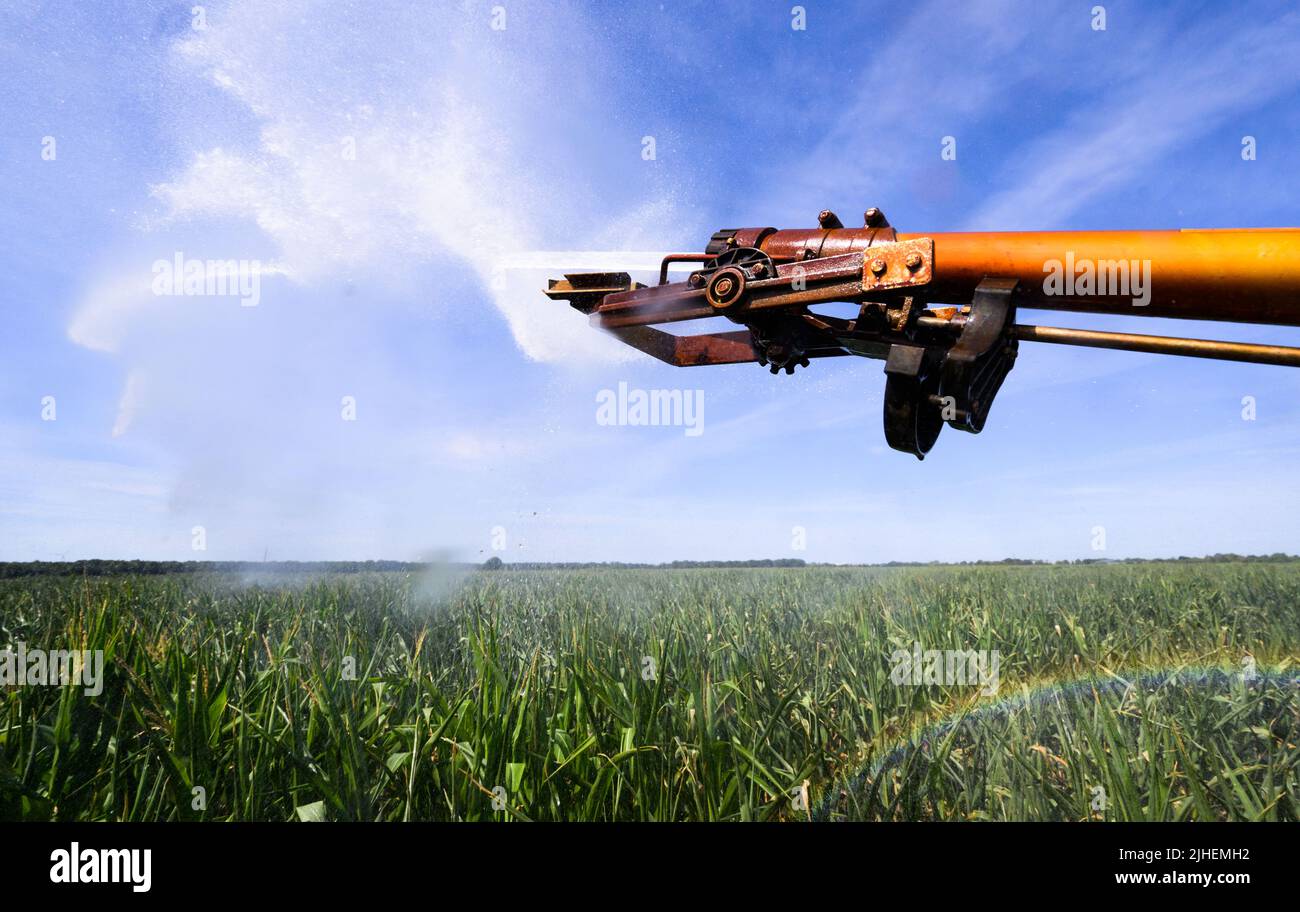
{"left": 1, "top": 821, "right": 1281, "bottom": 899}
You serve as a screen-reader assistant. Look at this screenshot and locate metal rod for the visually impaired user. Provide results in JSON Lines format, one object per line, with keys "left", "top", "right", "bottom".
{"left": 658, "top": 253, "right": 714, "bottom": 286}
{"left": 1011, "top": 323, "right": 1300, "bottom": 367}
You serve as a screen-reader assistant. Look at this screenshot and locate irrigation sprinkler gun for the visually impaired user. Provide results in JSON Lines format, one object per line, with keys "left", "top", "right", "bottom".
{"left": 545, "top": 210, "right": 1300, "bottom": 457}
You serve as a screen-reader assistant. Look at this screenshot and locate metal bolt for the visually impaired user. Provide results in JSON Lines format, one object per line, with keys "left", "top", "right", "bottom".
{"left": 905, "top": 252, "right": 923, "bottom": 270}
{"left": 714, "top": 276, "right": 734, "bottom": 297}
{"left": 870, "top": 258, "right": 888, "bottom": 276}
{"left": 688, "top": 273, "right": 704, "bottom": 287}
{"left": 751, "top": 263, "right": 767, "bottom": 277}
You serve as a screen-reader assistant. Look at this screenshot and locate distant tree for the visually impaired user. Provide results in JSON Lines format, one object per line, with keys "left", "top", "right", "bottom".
{"left": 482, "top": 556, "right": 504, "bottom": 571}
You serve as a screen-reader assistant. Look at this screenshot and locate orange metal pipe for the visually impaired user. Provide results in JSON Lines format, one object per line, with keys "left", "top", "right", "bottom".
{"left": 756, "top": 228, "right": 1300, "bottom": 326}
{"left": 900, "top": 229, "right": 1300, "bottom": 325}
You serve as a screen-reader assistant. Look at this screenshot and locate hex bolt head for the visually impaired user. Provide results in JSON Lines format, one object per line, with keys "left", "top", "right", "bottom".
{"left": 905, "top": 252, "right": 923, "bottom": 271}
{"left": 870, "top": 258, "right": 888, "bottom": 276}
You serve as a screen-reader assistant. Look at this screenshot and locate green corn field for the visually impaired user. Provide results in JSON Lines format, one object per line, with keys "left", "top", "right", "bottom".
{"left": 2, "top": 563, "right": 1298, "bottom": 821}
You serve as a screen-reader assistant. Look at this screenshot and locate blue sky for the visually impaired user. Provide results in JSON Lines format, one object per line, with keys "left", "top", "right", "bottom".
{"left": 2, "top": 0, "right": 1300, "bottom": 563}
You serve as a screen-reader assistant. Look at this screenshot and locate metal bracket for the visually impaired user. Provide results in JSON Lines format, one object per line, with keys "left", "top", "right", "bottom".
{"left": 940, "top": 277, "right": 1019, "bottom": 434}
{"left": 545, "top": 272, "right": 643, "bottom": 314}
{"left": 862, "top": 237, "right": 934, "bottom": 293}
{"left": 881, "top": 277, "right": 1020, "bottom": 458}
{"left": 604, "top": 326, "right": 757, "bottom": 367}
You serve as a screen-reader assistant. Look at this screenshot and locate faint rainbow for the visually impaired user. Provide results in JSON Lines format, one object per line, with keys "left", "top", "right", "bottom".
{"left": 813, "top": 665, "right": 1299, "bottom": 821}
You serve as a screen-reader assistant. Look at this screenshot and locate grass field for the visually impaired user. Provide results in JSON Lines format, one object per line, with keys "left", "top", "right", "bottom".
{"left": 2, "top": 563, "right": 1298, "bottom": 821}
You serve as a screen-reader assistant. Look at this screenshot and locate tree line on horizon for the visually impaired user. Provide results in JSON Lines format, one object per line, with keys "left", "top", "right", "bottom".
{"left": 0, "top": 553, "right": 1297, "bottom": 578}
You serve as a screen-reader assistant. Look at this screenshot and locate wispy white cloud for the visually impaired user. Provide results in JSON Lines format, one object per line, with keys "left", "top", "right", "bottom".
{"left": 760, "top": 0, "right": 1046, "bottom": 216}
{"left": 110, "top": 369, "right": 145, "bottom": 437}
{"left": 970, "top": 10, "right": 1300, "bottom": 228}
